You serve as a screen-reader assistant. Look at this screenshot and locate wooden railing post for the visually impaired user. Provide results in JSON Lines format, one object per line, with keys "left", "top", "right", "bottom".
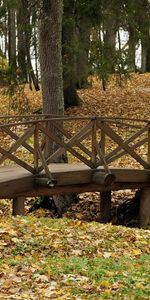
{"left": 99, "top": 123, "right": 112, "bottom": 223}
{"left": 147, "top": 124, "right": 150, "bottom": 165}
{"left": 139, "top": 124, "right": 150, "bottom": 227}
{"left": 34, "top": 124, "right": 39, "bottom": 173}
{"left": 12, "top": 197, "right": 25, "bottom": 216}
{"left": 100, "top": 128, "right": 105, "bottom": 156}
{"left": 91, "top": 118, "right": 97, "bottom": 167}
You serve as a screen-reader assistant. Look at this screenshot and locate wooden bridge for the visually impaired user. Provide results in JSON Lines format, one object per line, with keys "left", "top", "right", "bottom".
{"left": 0, "top": 114, "right": 150, "bottom": 225}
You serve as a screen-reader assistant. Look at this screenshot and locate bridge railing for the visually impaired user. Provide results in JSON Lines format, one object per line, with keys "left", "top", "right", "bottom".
{"left": 0, "top": 115, "right": 150, "bottom": 175}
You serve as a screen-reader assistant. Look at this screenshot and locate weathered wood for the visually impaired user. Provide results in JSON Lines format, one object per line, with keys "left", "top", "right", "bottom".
{"left": 0, "top": 146, "right": 35, "bottom": 173}
{"left": 35, "top": 177, "right": 57, "bottom": 187}
{"left": 0, "top": 125, "right": 35, "bottom": 165}
{"left": 95, "top": 142, "right": 110, "bottom": 173}
{"left": 98, "top": 121, "right": 149, "bottom": 169}
{"left": 99, "top": 129, "right": 105, "bottom": 155}
{"left": 39, "top": 123, "right": 95, "bottom": 168}
{"left": 0, "top": 164, "right": 150, "bottom": 198}
{"left": 92, "top": 171, "right": 115, "bottom": 185}
{"left": 37, "top": 147, "right": 56, "bottom": 186}
{"left": 1, "top": 126, "right": 34, "bottom": 154}
{"left": 12, "top": 197, "right": 25, "bottom": 216}
{"left": 100, "top": 191, "right": 111, "bottom": 223}
{"left": 96, "top": 122, "right": 148, "bottom": 167}
{"left": 51, "top": 120, "right": 92, "bottom": 157}
{"left": 105, "top": 137, "right": 148, "bottom": 166}
{"left": 91, "top": 119, "right": 97, "bottom": 165}
{"left": 13, "top": 182, "right": 150, "bottom": 198}
{"left": 148, "top": 126, "right": 150, "bottom": 164}
{"left": 139, "top": 188, "right": 150, "bottom": 227}
{"left": 34, "top": 125, "right": 39, "bottom": 172}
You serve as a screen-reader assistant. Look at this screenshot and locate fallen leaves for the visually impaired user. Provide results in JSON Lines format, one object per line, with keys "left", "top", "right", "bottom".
{"left": 0, "top": 217, "right": 150, "bottom": 299}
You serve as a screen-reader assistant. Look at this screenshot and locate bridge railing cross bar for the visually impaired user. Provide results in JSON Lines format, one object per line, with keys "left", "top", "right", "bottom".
{"left": 1, "top": 115, "right": 150, "bottom": 226}
{"left": 0, "top": 115, "right": 150, "bottom": 178}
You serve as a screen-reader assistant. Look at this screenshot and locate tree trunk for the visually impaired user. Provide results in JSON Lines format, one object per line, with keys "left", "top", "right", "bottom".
{"left": 128, "top": 25, "right": 136, "bottom": 71}
{"left": 141, "top": 41, "right": 147, "bottom": 73}
{"left": 39, "top": 0, "right": 78, "bottom": 215}
{"left": 103, "top": 16, "right": 117, "bottom": 73}
{"left": 75, "top": 18, "right": 90, "bottom": 89}
{"left": 62, "top": 1, "right": 81, "bottom": 108}
{"left": 17, "top": 1, "right": 28, "bottom": 82}
{"left": 39, "top": 0, "right": 64, "bottom": 116}
{"left": 8, "top": 6, "right": 16, "bottom": 75}
{"left": 21, "top": 0, "right": 40, "bottom": 91}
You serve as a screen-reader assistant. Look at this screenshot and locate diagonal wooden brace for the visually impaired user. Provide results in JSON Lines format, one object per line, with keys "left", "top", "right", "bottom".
{"left": 37, "top": 147, "right": 57, "bottom": 187}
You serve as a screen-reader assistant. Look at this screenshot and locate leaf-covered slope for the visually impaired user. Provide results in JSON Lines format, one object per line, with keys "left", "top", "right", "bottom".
{"left": 0, "top": 217, "right": 150, "bottom": 299}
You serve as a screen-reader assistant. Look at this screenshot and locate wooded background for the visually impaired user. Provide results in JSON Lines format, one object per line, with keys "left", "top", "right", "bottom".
{"left": 0, "top": 0, "right": 150, "bottom": 109}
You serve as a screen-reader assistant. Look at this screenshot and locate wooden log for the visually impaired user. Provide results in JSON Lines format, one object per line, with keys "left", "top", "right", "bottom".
{"left": 139, "top": 188, "right": 150, "bottom": 228}
{"left": 12, "top": 197, "right": 25, "bottom": 216}
{"left": 92, "top": 171, "right": 115, "bottom": 185}
{"left": 100, "top": 191, "right": 111, "bottom": 223}
{"left": 35, "top": 177, "right": 57, "bottom": 188}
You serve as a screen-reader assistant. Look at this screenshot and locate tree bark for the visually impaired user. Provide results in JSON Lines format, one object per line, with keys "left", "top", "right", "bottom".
{"left": 39, "top": 0, "right": 78, "bottom": 215}
{"left": 39, "top": 0, "right": 64, "bottom": 116}
{"left": 128, "top": 25, "right": 136, "bottom": 71}
{"left": 8, "top": 6, "right": 16, "bottom": 74}
{"left": 139, "top": 188, "right": 150, "bottom": 228}
{"left": 17, "top": 1, "right": 28, "bottom": 82}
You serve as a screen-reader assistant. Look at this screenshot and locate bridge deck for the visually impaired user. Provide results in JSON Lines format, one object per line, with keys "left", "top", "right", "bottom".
{"left": 1, "top": 163, "right": 150, "bottom": 198}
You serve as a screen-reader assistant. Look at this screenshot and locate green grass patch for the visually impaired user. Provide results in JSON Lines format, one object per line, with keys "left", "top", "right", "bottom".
{"left": 0, "top": 217, "right": 150, "bottom": 299}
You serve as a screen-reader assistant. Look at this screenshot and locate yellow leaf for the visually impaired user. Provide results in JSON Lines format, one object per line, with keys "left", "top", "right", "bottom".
{"left": 132, "top": 249, "right": 142, "bottom": 256}
{"left": 135, "top": 283, "right": 145, "bottom": 289}
{"left": 100, "top": 280, "right": 111, "bottom": 288}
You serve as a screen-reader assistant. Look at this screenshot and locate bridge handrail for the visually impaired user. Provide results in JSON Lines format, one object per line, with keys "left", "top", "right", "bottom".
{"left": 0, "top": 116, "right": 150, "bottom": 175}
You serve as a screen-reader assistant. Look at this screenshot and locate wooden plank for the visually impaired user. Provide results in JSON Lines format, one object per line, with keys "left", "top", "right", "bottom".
{"left": 34, "top": 124, "right": 39, "bottom": 172}
{"left": 51, "top": 120, "right": 92, "bottom": 157}
{"left": 99, "top": 137, "right": 148, "bottom": 166}
{"left": 148, "top": 127, "right": 150, "bottom": 164}
{"left": 139, "top": 188, "right": 150, "bottom": 227}
{"left": 51, "top": 119, "right": 93, "bottom": 147}
{"left": 92, "top": 172, "right": 115, "bottom": 185}
{"left": 98, "top": 121, "right": 149, "bottom": 169}
{"left": 100, "top": 129, "right": 105, "bottom": 155}
{"left": 100, "top": 191, "right": 111, "bottom": 223}
{"left": 12, "top": 197, "right": 25, "bottom": 216}
{"left": 0, "top": 126, "right": 35, "bottom": 165}
{"left": 0, "top": 164, "right": 150, "bottom": 198}
{"left": 0, "top": 146, "right": 34, "bottom": 173}
{"left": 91, "top": 119, "right": 97, "bottom": 166}
{"left": 38, "top": 123, "right": 94, "bottom": 168}
{"left": 37, "top": 147, "right": 56, "bottom": 186}
{"left": 0, "top": 126, "right": 34, "bottom": 154}
{"left": 96, "top": 122, "right": 148, "bottom": 167}
{"left": 95, "top": 142, "right": 110, "bottom": 173}
{"left": 41, "top": 128, "right": 92, "bottom": 171}
{"left": 11, "top": 182, "right": 150, "bottom": 198}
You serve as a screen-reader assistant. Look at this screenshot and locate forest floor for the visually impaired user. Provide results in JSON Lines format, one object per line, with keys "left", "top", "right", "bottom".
{"left": 1, "top": 73, "right": 150, "bottom": 224}
{"left": 0, "top": 73, "right": 150, "bottom": 299}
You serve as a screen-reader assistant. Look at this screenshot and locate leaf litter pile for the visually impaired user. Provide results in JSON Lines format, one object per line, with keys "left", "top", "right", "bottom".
{"left": 0, "top": 73, "right": 150, "bottom": 299}
{"left": 0, "top": 217, "right": 150, "bottom": 299}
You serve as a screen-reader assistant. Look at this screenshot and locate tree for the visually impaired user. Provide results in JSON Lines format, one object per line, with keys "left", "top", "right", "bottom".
{"left": 39, "top": 0, "right": 78, "bottom": 215}
{"left": 39, "top": 0, "right": 64, "bottom": 117}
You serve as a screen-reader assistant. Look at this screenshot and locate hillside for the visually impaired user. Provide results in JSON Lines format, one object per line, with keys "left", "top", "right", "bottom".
{"left": 0, "top": 74, "right": 150, "bottom": 299}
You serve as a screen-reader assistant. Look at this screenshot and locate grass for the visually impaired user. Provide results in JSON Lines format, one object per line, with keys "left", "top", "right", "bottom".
{"left": 0, "top": 217, "right": 150, "bottom": 299}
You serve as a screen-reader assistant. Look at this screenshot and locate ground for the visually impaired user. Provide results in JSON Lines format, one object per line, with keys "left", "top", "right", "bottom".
{"left": 0, "top": 74, "right": 150, "bottom": 299}
{"left": 1, "top": 73, "right": 150, "bottom": 224}
{"left": 0, "top": 217, "right": 150, "bottom": 299}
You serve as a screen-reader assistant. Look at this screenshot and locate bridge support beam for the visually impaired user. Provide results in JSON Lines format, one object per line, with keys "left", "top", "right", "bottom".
{"left": 12, "top": 197, "right": 25, "bottom": 216}
{"left": 99, "top": 191, "right": 111, "bottom": 223}
{"left": 139, "top": 188, "right": 150, "bottom": 228}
